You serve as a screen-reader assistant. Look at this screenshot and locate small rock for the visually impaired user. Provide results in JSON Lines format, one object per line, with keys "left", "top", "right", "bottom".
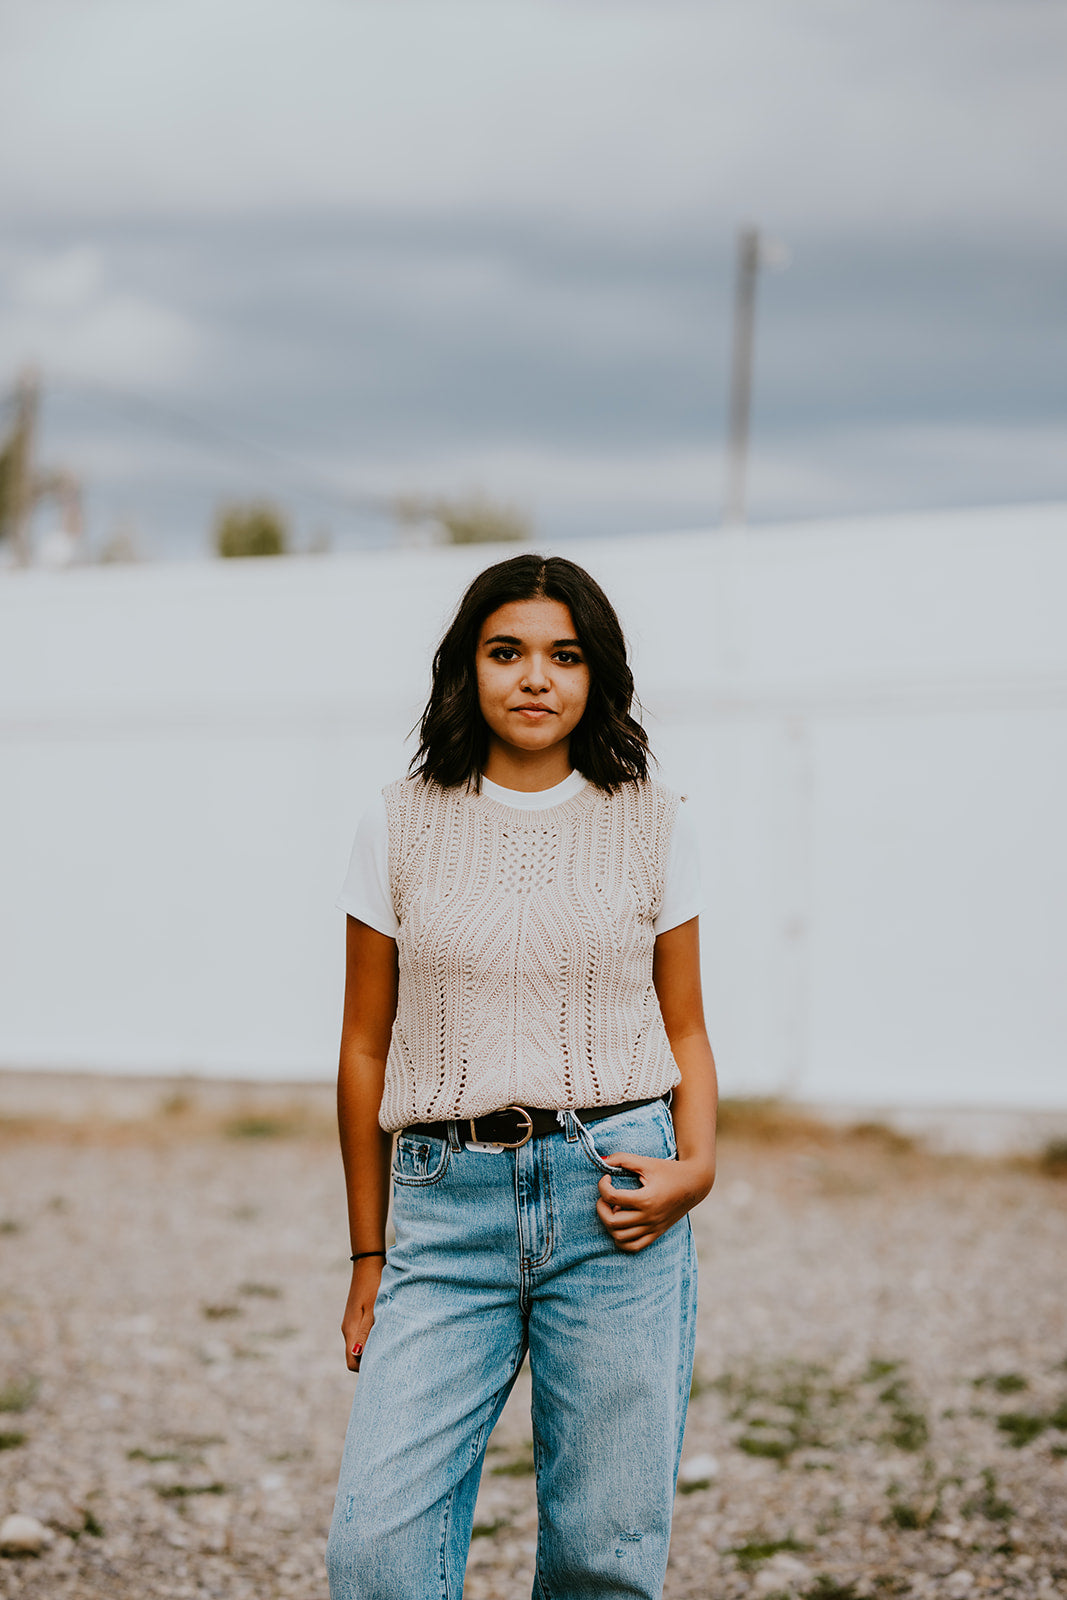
{"left": 676, "top": 1453, "right": 719, "bottom": 1489}
{"left": 0, "top": 1513, "right": 49, "bottom": 1556}
{"left": 945, "top": 1571, "right": 974, "bottom": 1598}
{"left": 754, "top": 1553, "right": 812, "bottom": 1594}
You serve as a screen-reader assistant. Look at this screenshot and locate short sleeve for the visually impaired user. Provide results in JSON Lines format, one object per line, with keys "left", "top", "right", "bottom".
{"left": 654, "top": 800, "right": 703, "bottom": 935}
{"left": 336, "top": 794, "right": 398, "bottom": 938}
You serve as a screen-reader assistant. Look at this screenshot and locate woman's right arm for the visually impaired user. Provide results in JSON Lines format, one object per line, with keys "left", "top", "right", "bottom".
{"left": 337, "top": 914, "right": 399, "bottom": 1372}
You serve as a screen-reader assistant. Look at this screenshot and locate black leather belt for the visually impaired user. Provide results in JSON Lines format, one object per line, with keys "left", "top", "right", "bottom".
{"left": 402, "top": 1096, "right": 664, "bottom": 1151}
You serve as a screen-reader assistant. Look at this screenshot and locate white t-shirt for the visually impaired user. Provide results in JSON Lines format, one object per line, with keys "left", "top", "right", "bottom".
{"left": 337, "top": 771, "right": 703, "bottom": 938}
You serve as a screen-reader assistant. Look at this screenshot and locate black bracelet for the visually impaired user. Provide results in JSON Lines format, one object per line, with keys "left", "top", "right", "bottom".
{"left": 350, "top": 1250, "right": 387, "bottom": 1261}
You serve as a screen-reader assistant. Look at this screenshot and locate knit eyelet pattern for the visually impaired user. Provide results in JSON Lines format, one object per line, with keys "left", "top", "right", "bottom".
{"left": 378, "top": 776, "right": 682, "bottom": 1133}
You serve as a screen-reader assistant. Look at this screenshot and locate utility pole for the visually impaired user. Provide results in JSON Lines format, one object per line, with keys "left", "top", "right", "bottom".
{"left": 723, "top": 227, "right": 788, "bottom": 527}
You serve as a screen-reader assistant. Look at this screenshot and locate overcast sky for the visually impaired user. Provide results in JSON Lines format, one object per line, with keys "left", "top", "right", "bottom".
{"left": 2, "top": 0, "right": 1065, "bottom": 556}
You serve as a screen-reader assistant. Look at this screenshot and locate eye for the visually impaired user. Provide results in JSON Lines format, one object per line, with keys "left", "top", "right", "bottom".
{"left": 488, "top": 645, "right": 519, "bottom": 661}
{"left": 554, "top": 650, "right": 584, "bottom": 665}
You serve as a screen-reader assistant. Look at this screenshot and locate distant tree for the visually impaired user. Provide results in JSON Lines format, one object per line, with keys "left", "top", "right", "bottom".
{"left": 1, "top": 372, "right": 82, "bottom": 565}
{"left": 0, "top": 434, "right": 14, "bottom": 542}
{"left": 394, "top": 491, "right": 530, "bottom": 546}
{"left": 215, "top": 501, "right": 289, "bottom": 558}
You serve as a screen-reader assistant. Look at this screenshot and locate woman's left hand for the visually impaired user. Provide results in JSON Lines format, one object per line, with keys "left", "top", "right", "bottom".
{"left": 596, "top": 1153, "right": 713, "bottom": 1252}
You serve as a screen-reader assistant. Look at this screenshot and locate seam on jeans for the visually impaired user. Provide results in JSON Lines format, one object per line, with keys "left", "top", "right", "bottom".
{"left": 437, "top": 1479, "right": 457, "bottom": 1600}
{"left": 456, "top": 1351, "right": 528, "bottom": 1585}
{"left": 512, "top": 1153, "right": 529, "bottom": 1315}
{"left": 531, "top": 1426, "right": 555, "bottom": 1600}
{"left": 522, "top": 1139, "right": 555, "bottom": 1272}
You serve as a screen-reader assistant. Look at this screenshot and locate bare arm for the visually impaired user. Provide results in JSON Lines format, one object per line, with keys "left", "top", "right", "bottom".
{"left": 337, "top": 915, "right": 399, "bottom": 1370}
{"left": 596, "top": 917, "right": 717, "bottom": 1251}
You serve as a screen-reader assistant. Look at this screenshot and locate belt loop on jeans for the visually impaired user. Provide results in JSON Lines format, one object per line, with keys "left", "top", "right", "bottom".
{"left": 446, "top": 1121, "right": 462, "bottom": 1152}
{"left": 559, "top": 1109, "right": 579, "bottom": 1144}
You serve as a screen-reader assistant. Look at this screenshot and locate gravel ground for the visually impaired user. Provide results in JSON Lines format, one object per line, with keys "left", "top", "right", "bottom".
{"left": 1, "top": 1087, "right": 1065, "bottom": 1600}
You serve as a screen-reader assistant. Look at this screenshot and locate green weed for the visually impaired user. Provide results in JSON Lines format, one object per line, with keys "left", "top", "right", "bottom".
{"left": 885, "top": 1461, "right": 941, "bottom": 1530}
{"left": 0, "top": 1376, "right": 39, "bottom": 1413}
{"left": 997, "top": 1412, "right": 1047, "bottom": 1448}
{"left": 155, "top": 1482, "right": 227, "bottom": 1499}
{"left": 728, "top": 1536, "right": 808, "bottom": 1570}
{"left": 962, "top": 1468, "right": 1013, "bottom": 1523}
{"left": 689, "top": 1366, "right": 710, "bottom": 1400}
{"left": 491, "top": 1444, "right": 535, "bottom": 1477}
{"left": 223, "top": 1115, "right": 294, "bottom": 1140}
{"left": 862, "top": 1359, "right": 901, "bottom": 1384}
{"left": 1039, "top": 1139, "right": 1067, "bottom": 1178}
{"left": 973, "top": 1372, "right": 1028, "bottom": 1394}
{"left": 878, "top": 1381, "right": 929, "bottom": 1452}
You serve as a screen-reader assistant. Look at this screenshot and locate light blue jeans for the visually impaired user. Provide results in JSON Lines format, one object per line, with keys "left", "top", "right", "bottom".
{"left": 325, "top": 1098, "right": 698, "bottom": 1600}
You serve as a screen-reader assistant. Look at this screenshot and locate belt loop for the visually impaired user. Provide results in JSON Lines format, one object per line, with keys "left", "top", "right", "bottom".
{"left": 446, "top": 1120, "right": 462, "bottom": 1151}
{"left": 567, "top": 1109, "right": 606, "bottom": 1166}
{"left": 559, "top": 1109, "right": 579, "bottom": 1144}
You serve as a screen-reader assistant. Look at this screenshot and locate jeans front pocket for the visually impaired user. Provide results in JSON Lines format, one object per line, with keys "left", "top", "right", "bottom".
{"left": 391, "top": 1134, "right": 451, "bottom": 1187}
{"left": 575, "top": 1099, "right": 676, "bottom": 1185}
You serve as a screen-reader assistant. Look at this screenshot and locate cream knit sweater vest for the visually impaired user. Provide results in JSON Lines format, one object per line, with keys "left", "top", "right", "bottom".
{"left": 379, "top": 775, "right": 683, "bottom": 1131}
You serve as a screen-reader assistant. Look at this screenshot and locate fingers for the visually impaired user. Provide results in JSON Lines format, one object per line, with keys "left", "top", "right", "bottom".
{"left": 597, "top": 1167, "right": 653, "bottom": 1212}
{"left": 596, "top": 1194, "right": 663, "bottom": 1246}
{"left": 342, "top": 1309, "right": 375, "bottom": 1372}
{"left": 595, "top": 1155, "right": 684, "bottom": 1252}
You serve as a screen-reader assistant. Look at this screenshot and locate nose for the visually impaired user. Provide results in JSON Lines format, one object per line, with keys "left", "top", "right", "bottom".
{"left": 522, "top": 656, "right": 551, "bottom": 691}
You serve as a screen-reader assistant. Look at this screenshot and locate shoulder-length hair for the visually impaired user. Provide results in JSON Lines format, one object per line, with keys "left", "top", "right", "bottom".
{"left": 412, "top": 553, "right": 651, "bottom": 792}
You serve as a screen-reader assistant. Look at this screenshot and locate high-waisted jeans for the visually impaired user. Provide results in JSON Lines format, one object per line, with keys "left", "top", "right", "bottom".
{"left": 325, "top": 1098, "right": 698, "bottom": 1600}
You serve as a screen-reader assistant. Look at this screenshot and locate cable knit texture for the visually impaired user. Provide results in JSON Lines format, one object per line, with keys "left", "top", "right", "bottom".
{"left": 379, "top": 775, "right": 683, "bottom": 1132}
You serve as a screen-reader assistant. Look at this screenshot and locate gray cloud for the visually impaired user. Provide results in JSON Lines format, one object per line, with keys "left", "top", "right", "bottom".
{"left": 2, "top": 0, "right": 1065, "bottom": 553}
{"left": 4, "top": 0, "right": 1065, "bottom": 232}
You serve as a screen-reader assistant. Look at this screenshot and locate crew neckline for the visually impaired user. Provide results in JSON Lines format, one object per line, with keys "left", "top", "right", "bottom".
{"left": 479, "top": 770, "right": 588, "bottom": 811}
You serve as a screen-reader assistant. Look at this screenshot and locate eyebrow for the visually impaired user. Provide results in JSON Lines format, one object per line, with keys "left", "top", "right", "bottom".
{"left": 484, "top": 634, "right": 582, "bottom": 648}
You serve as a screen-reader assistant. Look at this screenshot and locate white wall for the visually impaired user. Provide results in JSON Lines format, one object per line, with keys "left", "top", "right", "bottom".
{"left": 1, "top": 503, "right": 1065, "bottom": 1107}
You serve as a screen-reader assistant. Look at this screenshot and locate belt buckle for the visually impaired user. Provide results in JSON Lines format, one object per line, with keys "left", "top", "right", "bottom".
{"left": 466, "top": 1105, "right": 534, "bottom": 1153}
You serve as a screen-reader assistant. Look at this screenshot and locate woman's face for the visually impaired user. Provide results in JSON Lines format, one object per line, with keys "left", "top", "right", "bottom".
{"left": 475, "top": 597, "right": 591, "bottom": 765}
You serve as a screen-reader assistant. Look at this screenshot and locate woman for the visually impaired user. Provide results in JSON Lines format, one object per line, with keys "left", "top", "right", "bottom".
{"left": 326, "top": 553, "right": 716, "bottom": 1600}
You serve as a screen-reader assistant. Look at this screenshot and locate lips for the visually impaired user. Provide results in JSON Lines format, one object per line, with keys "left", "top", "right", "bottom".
{"left": 511, "top": 705, "right": 555, "bottom": 716}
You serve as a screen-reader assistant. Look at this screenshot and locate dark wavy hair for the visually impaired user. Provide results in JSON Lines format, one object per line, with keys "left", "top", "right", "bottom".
{"left": 412, "top": 553, "right": 651, "bottom": 792}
